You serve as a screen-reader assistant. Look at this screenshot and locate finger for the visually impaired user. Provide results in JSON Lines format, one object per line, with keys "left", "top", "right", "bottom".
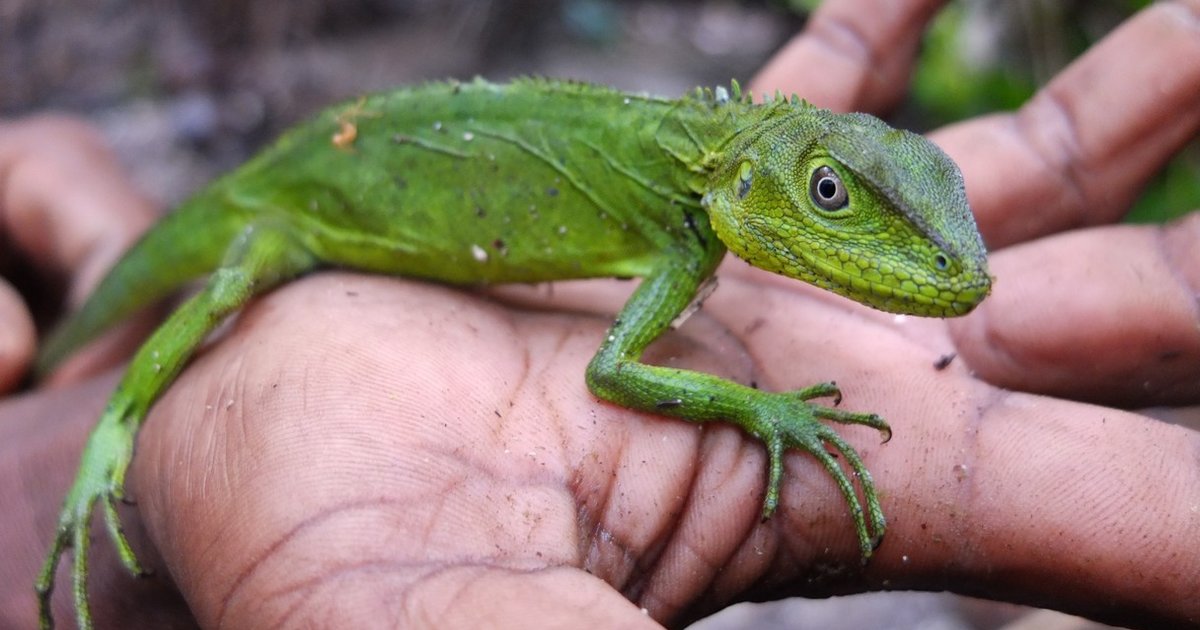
{"left": 882, "top": 390, "right": 1200, "bottom": 627}
{"left": 949, "top": 212, "right": 1200, "bottom": 407}
{"left": 751, "top": 0, "right": 947, "bottom": 112}
{"left": 0, "top": 115, "right": 156, "bottom": 305}
{"left": 933, "top": 1, "right": 1200, "bottom": 248}
{"left": 0, "top": 278, "right": 35, "bottom": 393}
{"left": 0, "top": 115, "right": 160, "bottom": 383}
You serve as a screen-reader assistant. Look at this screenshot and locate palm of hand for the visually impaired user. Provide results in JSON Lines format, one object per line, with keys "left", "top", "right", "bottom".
{"left": 132, "top": 268, "right": 968, "bottom": 626}
{"left": 133, "top": 251, "right": 1191, "bottom": 626}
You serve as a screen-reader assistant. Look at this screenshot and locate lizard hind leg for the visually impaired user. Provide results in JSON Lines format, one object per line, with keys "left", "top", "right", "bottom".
{"left": 36, "top": 223, "right": 317, "bottom": 630}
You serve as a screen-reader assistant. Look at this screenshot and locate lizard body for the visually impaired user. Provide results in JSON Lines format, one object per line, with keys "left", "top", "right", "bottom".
{"left": 34, "top": 77, "right": 990, "bottom": 628}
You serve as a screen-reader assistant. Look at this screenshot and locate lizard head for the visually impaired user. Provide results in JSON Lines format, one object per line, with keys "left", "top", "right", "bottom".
{"left": 703, "top": 107, "right": 991, "bottom": 317}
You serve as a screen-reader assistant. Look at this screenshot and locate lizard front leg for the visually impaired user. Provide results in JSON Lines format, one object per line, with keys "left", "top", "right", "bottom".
{"left": 36, "top": 223, "right": 317, "bottom": 630}
{"left": 584, "top": 236, "right": 889, "bottom": 560}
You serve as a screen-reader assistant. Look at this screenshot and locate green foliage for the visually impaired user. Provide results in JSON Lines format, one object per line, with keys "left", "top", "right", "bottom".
{"left": 1126, "top": 147, "right": 1200, "bottom": 223}
{"left": 780, "top": 0, "right": 821, "bottom": 12}
{"left": 911, "top": 3, "right": 1034, "bottom": 122}
{"left": 909, "top": 0, "right": 1197, "bottom": 222}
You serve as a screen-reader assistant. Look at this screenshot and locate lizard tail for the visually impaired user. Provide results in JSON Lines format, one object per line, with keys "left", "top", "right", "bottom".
{"left": 35, "top": 193, "right": 248, "bottom": 377}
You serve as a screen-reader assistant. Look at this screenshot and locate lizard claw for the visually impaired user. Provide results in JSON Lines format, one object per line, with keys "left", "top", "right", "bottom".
{"left": 746, "top": 389, "right": 889, "bottom": 561}
{"left": 37, "top": 410, "right": 143, "bottom": 630}
{"left": 792, "top": 381, "right": 841, "bottom": 404}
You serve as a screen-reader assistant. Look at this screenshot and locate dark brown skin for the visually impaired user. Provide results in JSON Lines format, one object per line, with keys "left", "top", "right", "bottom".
{"left": 4, "top": 0, "right": 1200, "bottom": 627}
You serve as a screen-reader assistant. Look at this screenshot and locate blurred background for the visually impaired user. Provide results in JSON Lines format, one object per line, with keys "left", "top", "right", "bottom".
{"left": 2, "top": 0, "right": 1196, "bottom": 220}
{"left": 2, "top": 1, "right": 1195, "bottom": 628}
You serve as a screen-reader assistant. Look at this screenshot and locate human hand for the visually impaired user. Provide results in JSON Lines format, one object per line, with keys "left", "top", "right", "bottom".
{"left": 15, "top": 0, "right": 1200, "bottom": 627}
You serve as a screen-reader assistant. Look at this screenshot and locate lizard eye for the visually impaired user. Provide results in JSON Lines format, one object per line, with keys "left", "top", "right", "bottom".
{"left": 810, "top": 166, "right": 848, "bottom": 211}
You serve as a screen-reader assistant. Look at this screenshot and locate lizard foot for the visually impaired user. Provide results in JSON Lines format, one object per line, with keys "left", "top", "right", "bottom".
{"left": 745, "top": 382, "right": 890, "bottom": 561}
{"left": 36, "top": 410, "right": 145, "bottom": 630}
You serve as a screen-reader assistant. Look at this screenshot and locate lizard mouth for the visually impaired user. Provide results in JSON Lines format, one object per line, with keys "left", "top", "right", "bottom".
{"left": 802, "top": 249, "right": 989, "bottom": 317}
{"left": 759, "top": 232, "right": 985, "bottom": 316}
{"left": 737, "top": 221, "right": 989, "bottom": 317}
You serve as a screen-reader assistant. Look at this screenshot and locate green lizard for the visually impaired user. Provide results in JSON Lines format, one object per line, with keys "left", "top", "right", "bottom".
{"left": 34, "top": 77, "right": 990, "bottom": 628}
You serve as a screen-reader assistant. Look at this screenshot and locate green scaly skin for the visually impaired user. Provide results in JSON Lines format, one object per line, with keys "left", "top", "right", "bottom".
{"left": 34, "top": 78, "right": 990, "bottom": 629}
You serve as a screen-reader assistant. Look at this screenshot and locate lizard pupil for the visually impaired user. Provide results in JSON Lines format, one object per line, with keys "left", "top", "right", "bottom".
{"left": 810, "top": 166, "right": 848, "bottom": 210}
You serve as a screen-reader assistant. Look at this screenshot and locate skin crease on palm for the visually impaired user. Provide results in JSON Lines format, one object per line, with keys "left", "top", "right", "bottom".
{"left": 1, "top": 0, "right": 1199, "bottom": 627}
